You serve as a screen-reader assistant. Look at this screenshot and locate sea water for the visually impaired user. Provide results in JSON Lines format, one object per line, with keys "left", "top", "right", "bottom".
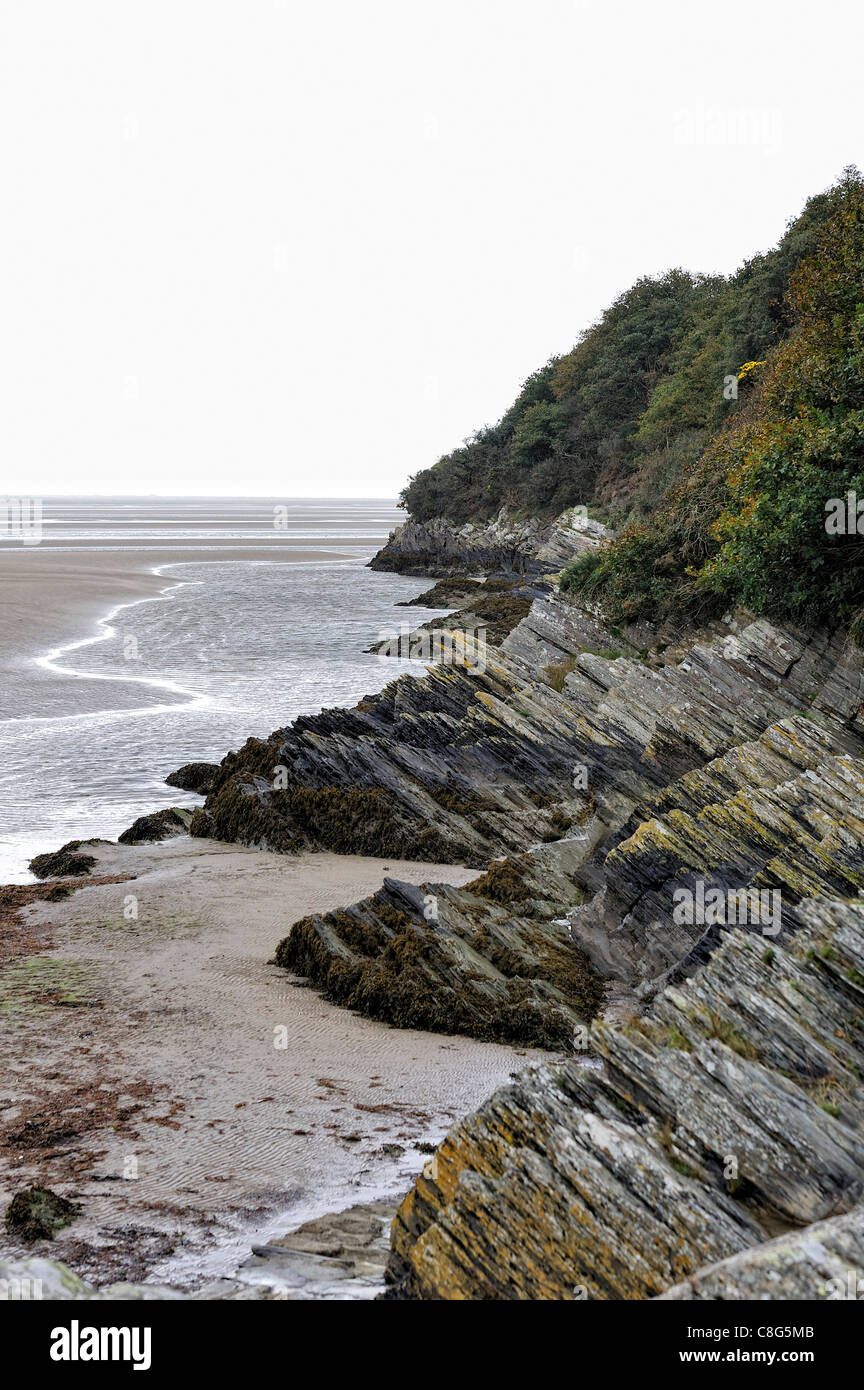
{"left": 0, "top": 499, "right": 444, "bottom": 880}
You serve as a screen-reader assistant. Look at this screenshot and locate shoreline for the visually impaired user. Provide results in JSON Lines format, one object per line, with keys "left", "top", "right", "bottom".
{"left": 32, "top": 574, "right": 208, "bottom": 720}
{"left": 0, "top": 536, "right": 434, "bottom": 882}
{"left": 0, "top": 836, "right": 546, "bottom": 1289}
{"left": 0, "top": 545, "right": 365, "bottom": 723}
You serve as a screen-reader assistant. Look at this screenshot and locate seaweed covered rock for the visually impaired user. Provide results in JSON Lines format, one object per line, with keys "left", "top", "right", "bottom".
{"left": 371, "top": 581, "right": 536, "bottom": 653}
{"left": 384, "top": 897, "right": 864, "bottom": 1299}
{"left": 189, "top": 641, "right": 597, "bottom": 863}
{"left": 165, "top": 761, "right": 220, "bottom": 794}
{"left": 5, "top": 1186, "right": 80, "bottom": 1242}
{"left": 187, "top": 591, "right": 864, "bottom": 886}
{"left": 29, "top": 840, "right": 98, "bottom": 879}
{"left": 117, "top": 807, "right": 191, "bottom": 845}
{"left": 194, "top": 778, "right": 474, "bottom": 860}
{"left": 397, "top": 577, "right": 485, "bottom": 607}
{"left": 276, "top": 847, "right": 603, "bottom": 1050}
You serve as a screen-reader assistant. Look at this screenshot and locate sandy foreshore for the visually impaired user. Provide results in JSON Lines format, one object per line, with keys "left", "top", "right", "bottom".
{"left": 0, "top": 835, "right": 546, "bottom": 1287}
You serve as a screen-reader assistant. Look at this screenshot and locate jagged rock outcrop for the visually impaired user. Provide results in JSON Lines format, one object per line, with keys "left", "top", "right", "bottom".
{"left": 396, "top": 577, "right": 485, "bottom": 607}
{"left": 369, "top": 507, "right": 607, "bottom": 577}
{"left": 180, "top": 588, "right": 864, "bottom": 1072}
{"left": 369, "top": 577, "right": 541, "bottom": 654}
{"left": 560, "top": 628, "right": 864, "bottom": 994}
{"left": 187, "top": 591, "right": 863, "bottom": 874}
{"left": 275, "top": 843, "right": 603, "bottom": 1050}
{"left": 383, "top": 897, "right": 864, "bottom": 1299}
{"left": 660, "top": 1205, "right": 864, "bottom": 1300}
{"left": 185, "top": 628, "right": 598, "bottom": 864}
{"left": 256, "top": 594, "right": 864, "bottom": 1299}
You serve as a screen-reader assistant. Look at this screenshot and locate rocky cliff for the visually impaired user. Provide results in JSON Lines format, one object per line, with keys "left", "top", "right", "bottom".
{"left": 354, "top": 589, "right": 864, "bottom": 1298}
{"left": 368, "top": 506, "right": 607, "bottom": 577}
{"left": 188, "top": 583, "right": 864, "bottom": 1065}
{"left": 384, "top": 896, "right": 864, "bottom": 1299}
{"left": 157, "top": 552, "right": 864, "bottom": 1299}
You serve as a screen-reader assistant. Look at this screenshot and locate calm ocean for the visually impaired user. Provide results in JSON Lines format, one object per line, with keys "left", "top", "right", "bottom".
{"left": 0, "top": 498, "right": 443, "bottom": 880}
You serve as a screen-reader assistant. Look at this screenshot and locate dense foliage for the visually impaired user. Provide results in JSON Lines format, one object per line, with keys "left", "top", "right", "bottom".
{"left": 401, "top": 169, "right": 864, "bottom": 638}
{"left": 561, "top": 169, "right": 864, "bottom": 638}
{"left": 402, "top": 181, "right": 841, "bottom": 526}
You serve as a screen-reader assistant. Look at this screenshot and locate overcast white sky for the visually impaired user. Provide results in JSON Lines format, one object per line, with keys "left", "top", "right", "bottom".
{"left": 2, "top": 1, "right": 862, "bottom": 498}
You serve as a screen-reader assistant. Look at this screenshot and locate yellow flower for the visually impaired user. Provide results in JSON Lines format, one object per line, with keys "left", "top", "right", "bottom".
{"left": 737, "top": 360, "right": 767, "bottom": 380}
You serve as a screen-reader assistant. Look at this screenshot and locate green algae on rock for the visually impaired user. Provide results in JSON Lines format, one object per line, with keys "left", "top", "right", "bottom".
{"left": 5, "top": 1186, "right": 81, "bottom": 1242}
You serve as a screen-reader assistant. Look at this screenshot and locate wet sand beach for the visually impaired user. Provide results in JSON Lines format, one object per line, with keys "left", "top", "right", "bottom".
{"left": 0, "top": 498, "right": 518, "bottom": 1291}
{"left": 0, "top": 837, "right": 544, "bottom": 1287}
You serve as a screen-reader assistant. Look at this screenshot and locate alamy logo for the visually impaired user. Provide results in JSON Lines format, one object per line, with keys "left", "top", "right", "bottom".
{"left": 673, "top": 882, "right": 781, "bottom": 936}
{"left": 50, "top": 1320, "right": 151, "bottom": 1371}
{"left": 826, "top": 491, "right": 864, "bottom": 535}
{"left": 825, "top": 1270, "right": 864, "bottom": 1300}
{"left": 0, "top": 496, "right": 42, "bottom": 545}
{"left": 0, "top": 1275, "right": 42, "bottom": 1299}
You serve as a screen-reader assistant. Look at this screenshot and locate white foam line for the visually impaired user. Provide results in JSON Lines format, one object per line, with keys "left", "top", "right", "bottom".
{"left": 12, "top": 554, "right": 370, "bottom": 729}
{"left": 28, "top": 567, "right": 210, "bottom": 724}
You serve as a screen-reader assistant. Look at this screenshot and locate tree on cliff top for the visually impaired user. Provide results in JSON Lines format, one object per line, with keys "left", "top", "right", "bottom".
{"left": 561, "top": 168, "right": 864, "bottom": 639}
{"left": 400, "top": 178, "right": 843, "bottom": 529}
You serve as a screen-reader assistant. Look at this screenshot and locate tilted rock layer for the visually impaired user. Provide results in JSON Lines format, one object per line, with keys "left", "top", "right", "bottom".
{"left": 190, "top": 589, "right": 864, "bottom": 1080}
{"left": 368, "top": 506, "right": 607, "bottom": 577}
{"left": 275, "top": 845, "right": 603, "bottom": 1050}
{"left": 176, "top": 573, "right": 864, "bottom": 1298}
{"left": 384, "top": 898, "right": 864, "bottom": 1299}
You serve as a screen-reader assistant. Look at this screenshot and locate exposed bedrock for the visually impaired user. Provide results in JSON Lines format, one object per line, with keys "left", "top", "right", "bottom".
{"left": 188, "top": 594, "right": 864, "bottom": 922}
{"left": 368, "top": 507, "right": 608, "bottom": 577}
{"left": 383, "top": 897, "right": 864, "bottom": 1300}
{"left": 660, "top": 1205, "right": 864, "bottom": 1300}
{"left": 275, "top": 842, "right": 603, "bottom": 1051}
{"left": 368, "top": 577, "right": 543, "bottom": 654}
{"left": 396, "top": 577, "right": 486, "bottom": 607}
{"left": 186, "top": 629, "right": 605, "bottom": 864}
{"left": 178, "top": 588, "right": 864, "bottom": 1073}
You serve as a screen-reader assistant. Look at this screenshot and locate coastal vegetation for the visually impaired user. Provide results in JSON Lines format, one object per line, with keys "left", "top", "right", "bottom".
{"left": 400, "top": 169, "right": 864, "bottom": 638}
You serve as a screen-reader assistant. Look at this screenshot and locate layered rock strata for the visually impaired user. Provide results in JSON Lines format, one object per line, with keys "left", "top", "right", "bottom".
{"left": 185, "top": 629, "right": 599, "bottom": 864}
{"left": 383, "top": 897, "right": 864, "bottom": 1299}
{"left": 368, "top": 507, "right": 607, "bottom": 577}
{"left": 368, "top": 577, "right": 541, "bottom": 653}
{"left": 183, "top": 587, "right": 864, "bottom": 1072}
{"left": 275, "top": 843, "right": 603, "bottom": 1050}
